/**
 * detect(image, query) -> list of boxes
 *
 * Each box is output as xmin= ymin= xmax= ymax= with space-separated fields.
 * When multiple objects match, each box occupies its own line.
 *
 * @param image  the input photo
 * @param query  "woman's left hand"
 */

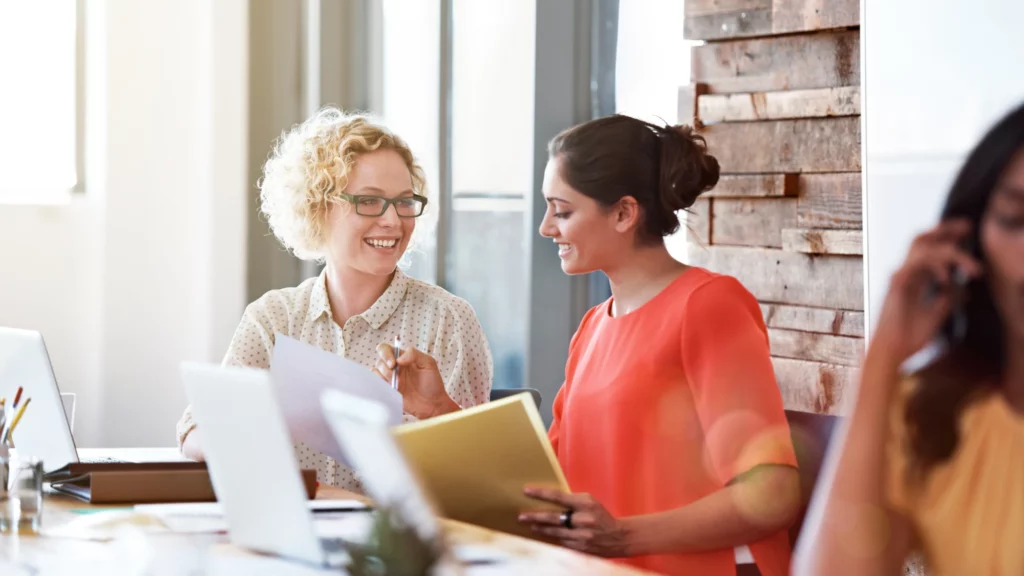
xmin=518 ymin=487 xmax=631 ymax=557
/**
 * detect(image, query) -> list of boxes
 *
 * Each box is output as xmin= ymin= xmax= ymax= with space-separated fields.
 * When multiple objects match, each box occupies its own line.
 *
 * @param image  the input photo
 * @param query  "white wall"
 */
xmin=0 ymin=203 xmax=104 ymax=443
xmin=0 ymin=0 xmax=248 ymax=447
xmin=864 ymin=0 xmax=1024 ymax=331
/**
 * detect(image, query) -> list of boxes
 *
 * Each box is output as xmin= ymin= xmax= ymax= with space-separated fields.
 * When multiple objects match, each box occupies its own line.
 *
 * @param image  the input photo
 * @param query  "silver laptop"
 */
xmin=0 ymin=327 xmax=118 ymax=473
xmin=180 ymin=362 xmax=366 ymax=568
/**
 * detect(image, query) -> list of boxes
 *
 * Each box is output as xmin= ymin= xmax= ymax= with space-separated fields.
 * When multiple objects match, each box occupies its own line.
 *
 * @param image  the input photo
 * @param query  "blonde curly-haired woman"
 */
xmin=176 ymin=108 xmax=493 ymax=490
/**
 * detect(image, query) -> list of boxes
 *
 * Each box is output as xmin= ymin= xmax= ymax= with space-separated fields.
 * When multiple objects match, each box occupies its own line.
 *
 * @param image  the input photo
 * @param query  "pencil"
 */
xmin=12 ymin=387 xmax=23 ymax=408
xmin=3 ymin=397 xmax=30 ymax=444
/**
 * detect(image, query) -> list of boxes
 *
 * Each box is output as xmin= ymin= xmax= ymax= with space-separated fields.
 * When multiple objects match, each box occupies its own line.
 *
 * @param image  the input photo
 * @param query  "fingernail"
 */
xmin=517 ymin=515 xmax=526 ymax=522
xmin=387 ymin=360 xmax=394 ymax=368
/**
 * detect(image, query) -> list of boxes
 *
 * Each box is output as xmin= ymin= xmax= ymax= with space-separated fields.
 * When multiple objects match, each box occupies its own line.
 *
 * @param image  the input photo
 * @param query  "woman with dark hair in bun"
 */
xmin=513 ymin=115 xmax=800 ymax=576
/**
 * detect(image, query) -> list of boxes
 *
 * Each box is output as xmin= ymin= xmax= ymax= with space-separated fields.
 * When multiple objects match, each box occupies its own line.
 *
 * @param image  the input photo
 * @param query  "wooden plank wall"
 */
xmin=682 ymin=0 xmax=862 ymax=417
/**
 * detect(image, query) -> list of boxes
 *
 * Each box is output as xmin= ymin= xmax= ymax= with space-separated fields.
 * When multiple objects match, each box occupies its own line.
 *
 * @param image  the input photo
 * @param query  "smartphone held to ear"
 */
xmin=904 ymin=267 xmax=971 ymax=375
xmin=943 ymin=266 xmax=970 ymax=345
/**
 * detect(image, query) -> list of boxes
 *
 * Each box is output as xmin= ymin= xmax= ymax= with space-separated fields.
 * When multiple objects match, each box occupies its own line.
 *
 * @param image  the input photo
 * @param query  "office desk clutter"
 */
xmin=0 ymin=328 xmax=647 ymax=574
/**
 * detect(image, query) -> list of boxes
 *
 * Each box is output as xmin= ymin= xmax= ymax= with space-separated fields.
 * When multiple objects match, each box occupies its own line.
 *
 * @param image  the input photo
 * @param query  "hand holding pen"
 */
xmin=372 ymin=340 xmax=461 ymax=420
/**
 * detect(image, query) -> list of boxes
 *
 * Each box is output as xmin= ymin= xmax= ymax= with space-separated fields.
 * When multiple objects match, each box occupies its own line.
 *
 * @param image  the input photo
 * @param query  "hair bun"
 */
xmin=657 ymin=124 xmax=720 ymax=212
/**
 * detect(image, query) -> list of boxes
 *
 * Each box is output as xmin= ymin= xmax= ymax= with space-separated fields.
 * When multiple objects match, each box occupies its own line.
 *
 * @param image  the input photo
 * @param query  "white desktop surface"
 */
xmin=0 ymin=448 xmax=648 ymax=576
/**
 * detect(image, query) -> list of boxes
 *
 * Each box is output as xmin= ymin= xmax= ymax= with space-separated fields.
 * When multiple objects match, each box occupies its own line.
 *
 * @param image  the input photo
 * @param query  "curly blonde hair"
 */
xmin=259 ymin=107 xmax=428 ymax=261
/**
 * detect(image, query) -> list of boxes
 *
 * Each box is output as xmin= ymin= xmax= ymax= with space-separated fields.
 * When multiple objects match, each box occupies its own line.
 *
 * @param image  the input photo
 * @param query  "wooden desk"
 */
xmin=0 ymin=448 xmax=652 ymax=575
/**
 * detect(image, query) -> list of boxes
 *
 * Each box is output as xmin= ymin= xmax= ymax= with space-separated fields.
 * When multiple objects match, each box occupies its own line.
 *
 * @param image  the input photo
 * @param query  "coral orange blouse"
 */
xmin=549 ymin=267 xmax=797 ymax=576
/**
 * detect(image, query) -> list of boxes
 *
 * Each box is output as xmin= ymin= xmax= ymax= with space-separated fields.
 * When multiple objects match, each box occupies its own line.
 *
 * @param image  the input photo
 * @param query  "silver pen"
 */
xmin=391 ymin=337 xmax=402 ymax=391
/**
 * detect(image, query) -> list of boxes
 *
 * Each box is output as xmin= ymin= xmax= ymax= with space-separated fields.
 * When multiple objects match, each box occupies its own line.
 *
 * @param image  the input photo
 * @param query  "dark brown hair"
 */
xmin=906 ymin=101 xmax=1024 ymax=477
xmin=548 ymin=114 xmax=720 ymax=243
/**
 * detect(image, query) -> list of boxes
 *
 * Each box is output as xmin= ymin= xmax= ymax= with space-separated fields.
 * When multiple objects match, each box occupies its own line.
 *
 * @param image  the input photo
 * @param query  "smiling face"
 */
xmin=324 ymin=148 xmax=417 ymax=277
xmin=980 ymin=148 xmax=1024 ymax=338
xmin=538 ymin=156 xmax=639 ymax=275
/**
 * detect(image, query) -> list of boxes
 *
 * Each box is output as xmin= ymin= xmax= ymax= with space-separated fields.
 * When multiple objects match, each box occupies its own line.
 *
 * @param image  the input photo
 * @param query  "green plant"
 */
xmin=346 ymin=506 xmax=445 ymax=576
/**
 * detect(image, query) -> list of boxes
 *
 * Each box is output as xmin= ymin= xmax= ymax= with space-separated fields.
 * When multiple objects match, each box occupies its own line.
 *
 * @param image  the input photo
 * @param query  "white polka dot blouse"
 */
xmin=175 ymin=267 xmax=494 ymax=493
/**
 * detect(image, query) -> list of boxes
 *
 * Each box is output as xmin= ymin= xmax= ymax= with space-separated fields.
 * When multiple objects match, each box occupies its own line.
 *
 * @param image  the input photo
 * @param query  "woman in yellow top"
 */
xmin=794 ymin=102 xmax=1024 ymax=575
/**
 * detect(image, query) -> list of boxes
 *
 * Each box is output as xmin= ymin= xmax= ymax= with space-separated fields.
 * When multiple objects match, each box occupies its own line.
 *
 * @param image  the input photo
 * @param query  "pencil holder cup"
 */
xmin=0 ymin=454 xmax=44 ymax=534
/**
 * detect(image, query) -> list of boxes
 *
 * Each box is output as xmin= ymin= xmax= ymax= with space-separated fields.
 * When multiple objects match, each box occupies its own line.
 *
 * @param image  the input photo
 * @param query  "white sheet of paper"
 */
xmin=270 ymin=335 xmax=403 ymax=464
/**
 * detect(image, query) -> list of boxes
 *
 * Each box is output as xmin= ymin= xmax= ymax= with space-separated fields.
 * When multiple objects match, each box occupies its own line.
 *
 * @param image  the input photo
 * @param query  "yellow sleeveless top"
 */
xmin=887 ymin=382 xmax=1024 ymax=575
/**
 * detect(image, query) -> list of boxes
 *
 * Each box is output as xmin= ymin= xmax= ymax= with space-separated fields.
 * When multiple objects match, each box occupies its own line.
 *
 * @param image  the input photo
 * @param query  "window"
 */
xmin=381 ymin=0 xmax=442 ymax=283
xmin=0 ymin=0 xmax=80 ymax=200
xmin=615 ymin=0 xmax=696 ymax=262
xmin=447 ymin=0 xmax=536 ymax=390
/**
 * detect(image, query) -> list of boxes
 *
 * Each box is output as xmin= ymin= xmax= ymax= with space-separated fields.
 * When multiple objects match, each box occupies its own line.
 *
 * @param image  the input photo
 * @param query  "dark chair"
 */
xmin=737 ymin=410 xmax=839 ymax=576
xmin=785 ymin=409 xmax=839 ymax=548
xmin=489 ymin=387 xmax=543 ymax=410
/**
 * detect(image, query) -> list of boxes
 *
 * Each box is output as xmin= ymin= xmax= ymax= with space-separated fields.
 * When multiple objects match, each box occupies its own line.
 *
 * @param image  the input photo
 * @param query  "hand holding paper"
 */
xmin=271 ymin=335 xmax=403 ymax=465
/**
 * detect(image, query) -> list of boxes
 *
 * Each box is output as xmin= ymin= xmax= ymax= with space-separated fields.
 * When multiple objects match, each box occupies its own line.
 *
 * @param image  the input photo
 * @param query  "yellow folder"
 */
xmin=392 ymin=393 xmax=569 ymax=540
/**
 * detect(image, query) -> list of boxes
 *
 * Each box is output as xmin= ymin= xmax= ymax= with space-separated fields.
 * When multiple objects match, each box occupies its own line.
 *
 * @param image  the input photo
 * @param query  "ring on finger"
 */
xmin=559 ymin=509 xmax=574 ymax=529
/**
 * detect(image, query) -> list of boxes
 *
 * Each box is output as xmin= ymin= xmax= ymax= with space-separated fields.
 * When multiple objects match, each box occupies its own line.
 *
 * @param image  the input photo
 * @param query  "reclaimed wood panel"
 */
xmin=702 ymin=117 xmax=860 ymax=173
xmin=705 ymin=174 xmax=798 ymax=198
xmin=692 ymin=30 xmax=859 ymax=94
xmin=688 ymin=245 xmax=863 ymax=309
xmin=797 ymin=173 xmax=862 ymax=229
xmin=769 ymin=328 xmax=864 ymax=366
xmin=772 ymin=0 xmax=860 ymax=35
xmin=677 ymin=83 xmax=709 ymax=127
xmin=685 ymin=8 xmax=772 ymax=41
xmin=685 ymin=0 xmax=859 ymax=40
xmin=712 ymin=198 xmax=797 ymax=248
xmin=772 ymin=357 xmax=855 ymax=415
xmin=686 ymin=0 xmax=769 ymax=16
xmin=761 ymin=303 xmax=865 ymax=337
xmin=782 ymin=228 xmax=863 ymax=255
xmin=699 ymin=86 xmax=860 ymax=123
xmin=686 ymin=198 xmax=712 ymax=245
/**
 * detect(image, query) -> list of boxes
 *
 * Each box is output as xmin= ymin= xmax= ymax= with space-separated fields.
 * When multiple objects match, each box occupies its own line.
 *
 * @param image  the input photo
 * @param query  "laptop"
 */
xmin=0 ymin=328 xmax=194 ymax=479
xmin=181 ymin=362 xmax=371 ymax=568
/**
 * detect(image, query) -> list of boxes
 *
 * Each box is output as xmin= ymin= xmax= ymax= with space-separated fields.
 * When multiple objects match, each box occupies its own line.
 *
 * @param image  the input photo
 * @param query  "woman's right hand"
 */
xmin=372 ymin=343 xmax=460 ymax=420
xmin=871 ymin=218 xmax=983 ymax=365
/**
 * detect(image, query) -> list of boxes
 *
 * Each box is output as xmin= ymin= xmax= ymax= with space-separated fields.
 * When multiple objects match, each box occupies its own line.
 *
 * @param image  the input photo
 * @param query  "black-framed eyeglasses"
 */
xmin=339 ymin=193 xmax=429 ymax=218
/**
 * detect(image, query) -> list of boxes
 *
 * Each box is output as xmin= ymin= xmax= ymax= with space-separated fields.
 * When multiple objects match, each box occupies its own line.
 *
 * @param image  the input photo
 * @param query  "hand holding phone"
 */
xmin=873 ymin=219 xmax=982 ymax=365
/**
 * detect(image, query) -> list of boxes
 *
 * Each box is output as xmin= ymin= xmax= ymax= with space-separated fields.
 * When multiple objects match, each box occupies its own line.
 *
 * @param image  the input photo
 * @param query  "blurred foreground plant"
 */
xmin=346 ymin=506 xmax=445 ymax=576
